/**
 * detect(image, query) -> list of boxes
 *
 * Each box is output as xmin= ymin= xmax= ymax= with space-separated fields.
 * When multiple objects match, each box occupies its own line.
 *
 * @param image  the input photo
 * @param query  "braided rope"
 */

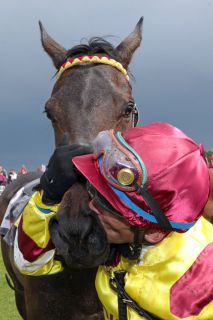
xmin=57 ymin=55 xmax=129 ymax=81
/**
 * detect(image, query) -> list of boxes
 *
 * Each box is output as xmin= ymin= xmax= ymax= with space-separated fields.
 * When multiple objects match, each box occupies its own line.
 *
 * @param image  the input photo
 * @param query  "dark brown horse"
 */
xmin=0 ymin=18 xmax=143 ymax=320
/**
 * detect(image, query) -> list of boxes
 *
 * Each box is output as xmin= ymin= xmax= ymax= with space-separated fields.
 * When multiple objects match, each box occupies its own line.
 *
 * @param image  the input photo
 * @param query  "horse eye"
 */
xmin=123 ymin=103 xmax=134 ymax=118
xmin=43 ymin=109 xmax=51 ymax=119
xmin=44 ymin=109 xmax=57 ymax=123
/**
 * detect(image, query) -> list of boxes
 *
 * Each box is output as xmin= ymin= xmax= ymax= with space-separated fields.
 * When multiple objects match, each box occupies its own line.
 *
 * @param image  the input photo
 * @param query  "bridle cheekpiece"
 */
xmin=57 ymin=55 xmax=129 ymax=81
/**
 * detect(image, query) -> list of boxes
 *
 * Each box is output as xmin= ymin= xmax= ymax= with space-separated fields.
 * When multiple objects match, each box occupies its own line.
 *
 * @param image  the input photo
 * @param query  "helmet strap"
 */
xmin=134 ymin=183 xmax=173 ymax=231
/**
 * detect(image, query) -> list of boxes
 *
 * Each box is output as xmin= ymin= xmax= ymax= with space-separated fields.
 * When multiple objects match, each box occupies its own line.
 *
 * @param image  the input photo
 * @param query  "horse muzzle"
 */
xmin=49 ymin=210 xmax=110 ymax=269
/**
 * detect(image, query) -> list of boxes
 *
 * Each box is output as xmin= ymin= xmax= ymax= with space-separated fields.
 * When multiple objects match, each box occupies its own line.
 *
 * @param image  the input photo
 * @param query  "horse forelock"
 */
xmin=65 ymin=37 xmax=122 ymax=65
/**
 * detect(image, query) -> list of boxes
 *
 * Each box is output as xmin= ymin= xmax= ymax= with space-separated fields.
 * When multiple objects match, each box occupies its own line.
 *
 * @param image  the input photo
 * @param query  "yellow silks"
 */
xmin=16 ymin=191 xmax=63 ymax=276
xmin=19 ymin=258 xmax=63 ymax=276
xmin=96 ymin=217 xmax=213 ymax=320
xmin=22 ymin=191 xmax=59 ymax=248
xmin=57 ymin=56 xmax=129 ymax=81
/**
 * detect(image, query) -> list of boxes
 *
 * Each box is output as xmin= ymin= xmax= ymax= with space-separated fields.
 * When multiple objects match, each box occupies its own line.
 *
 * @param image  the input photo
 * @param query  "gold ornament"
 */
xmin=117 ymin=168 xmax=135 ymax=186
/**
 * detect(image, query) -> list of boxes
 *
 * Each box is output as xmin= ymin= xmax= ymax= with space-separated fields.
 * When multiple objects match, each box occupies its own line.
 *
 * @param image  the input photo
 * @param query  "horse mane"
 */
xmin=66 ymin=37 xmax=121 ymax=63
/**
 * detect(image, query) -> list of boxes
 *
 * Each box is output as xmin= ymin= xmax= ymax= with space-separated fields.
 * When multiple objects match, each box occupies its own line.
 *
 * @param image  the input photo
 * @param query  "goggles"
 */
xmin=92 ymin=130 xmax=173 ymax=231
xmin=92 ymin=130 xmax=147 ymax=192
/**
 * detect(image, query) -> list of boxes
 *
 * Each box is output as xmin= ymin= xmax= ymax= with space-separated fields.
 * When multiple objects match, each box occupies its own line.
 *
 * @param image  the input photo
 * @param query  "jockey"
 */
xmin=71 ymin=122 xmax=213 ymax=320
xmin=12 ymin=123 xmax=213 ymax=319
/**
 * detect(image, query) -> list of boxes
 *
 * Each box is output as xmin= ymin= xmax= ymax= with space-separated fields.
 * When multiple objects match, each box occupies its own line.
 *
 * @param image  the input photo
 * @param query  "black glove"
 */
xmin=40 ymin=134 xmax=93 ymax=204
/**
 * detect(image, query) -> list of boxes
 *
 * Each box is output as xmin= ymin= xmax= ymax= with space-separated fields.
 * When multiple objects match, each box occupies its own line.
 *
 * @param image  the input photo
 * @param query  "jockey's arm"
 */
xmin=14 ymin=190 xmax=63 ymax=276
xmin=14 ymin=140 xmax=93 ymax=276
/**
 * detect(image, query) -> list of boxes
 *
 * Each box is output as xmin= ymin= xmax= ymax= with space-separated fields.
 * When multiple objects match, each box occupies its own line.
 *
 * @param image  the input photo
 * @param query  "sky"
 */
xmin=0 ymin=0 xmax=212 ymax=171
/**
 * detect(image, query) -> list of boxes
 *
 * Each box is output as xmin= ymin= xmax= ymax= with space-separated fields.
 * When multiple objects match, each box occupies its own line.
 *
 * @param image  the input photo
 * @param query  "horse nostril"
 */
xmin=82 ymin=207 xmax=92 ymax=217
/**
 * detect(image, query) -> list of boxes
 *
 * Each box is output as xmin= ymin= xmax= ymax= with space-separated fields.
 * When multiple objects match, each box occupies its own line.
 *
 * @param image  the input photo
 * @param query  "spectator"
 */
xmin=0 ymin=166 xmax=7 ymax=186
xmin=210 ymin=154 xmax=213 ymax=168
xmin=8 ymin=170 xmax=17 ymax=184
xmin=0 ymin=166 xmax=7 ymax=195
xmin=18 ymin=165 xmax=28 ymax=176
xmin=36 ymin=164 xmax=46 ymax=173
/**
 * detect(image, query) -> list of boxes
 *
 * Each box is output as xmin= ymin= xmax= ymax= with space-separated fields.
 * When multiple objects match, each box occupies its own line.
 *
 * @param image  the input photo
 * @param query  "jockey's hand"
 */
xmin=40 ymin=134 xmax=93 ymax=204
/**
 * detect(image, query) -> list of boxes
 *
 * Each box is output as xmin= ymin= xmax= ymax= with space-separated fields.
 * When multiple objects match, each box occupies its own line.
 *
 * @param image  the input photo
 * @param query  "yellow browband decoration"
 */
xmin=57 ymin=55 xmax=129 ymax=81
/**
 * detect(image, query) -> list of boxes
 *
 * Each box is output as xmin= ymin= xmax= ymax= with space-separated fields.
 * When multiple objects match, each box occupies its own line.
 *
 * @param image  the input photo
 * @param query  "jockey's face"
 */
xmin=89 ymin=198 xmax=169 ymax=245
xmin=89 ymin=198 xmax=134 ymax=244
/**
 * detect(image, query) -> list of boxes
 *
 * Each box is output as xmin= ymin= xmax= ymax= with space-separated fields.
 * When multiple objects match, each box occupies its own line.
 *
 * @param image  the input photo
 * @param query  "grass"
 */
xmin=0 ymin=246 xmax=22 ymax=319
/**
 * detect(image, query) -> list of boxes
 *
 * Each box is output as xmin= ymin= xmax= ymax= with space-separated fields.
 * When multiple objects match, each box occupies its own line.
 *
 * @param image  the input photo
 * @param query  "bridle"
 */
xmin=57 ymin=55 xmax=129 ymax=81
xmin=132 ymin=103 xmax=139 ymax=127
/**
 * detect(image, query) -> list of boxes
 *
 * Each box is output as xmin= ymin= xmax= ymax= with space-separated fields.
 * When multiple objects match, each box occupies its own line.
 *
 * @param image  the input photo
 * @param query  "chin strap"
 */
xmin=121 ymin=227 xmax=144 ymax=260
xmin=105 ymin=227 xmax=144 ymax=266
xmin=110 ymin=270 xmax=161 ymax=320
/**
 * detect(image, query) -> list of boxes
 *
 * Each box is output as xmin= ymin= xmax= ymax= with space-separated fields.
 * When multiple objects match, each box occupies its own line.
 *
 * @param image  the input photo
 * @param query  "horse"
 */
xmin=0 ymin=17 xmax=143 ymax=320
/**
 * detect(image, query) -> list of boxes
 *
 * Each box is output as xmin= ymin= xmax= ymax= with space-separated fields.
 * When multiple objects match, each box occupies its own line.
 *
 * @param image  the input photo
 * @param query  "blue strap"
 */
xmin=111 ymin=186 xmax=195 ymax=230
xmin=98 ymin=157 xmax=195 ymax=230
xmin=35 ymin=204 xmax=52 ymax=214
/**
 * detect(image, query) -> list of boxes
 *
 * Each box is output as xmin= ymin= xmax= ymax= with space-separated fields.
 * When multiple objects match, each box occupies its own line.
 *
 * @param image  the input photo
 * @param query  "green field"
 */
xmin=0 ymin=247 xmax=22 ymax=320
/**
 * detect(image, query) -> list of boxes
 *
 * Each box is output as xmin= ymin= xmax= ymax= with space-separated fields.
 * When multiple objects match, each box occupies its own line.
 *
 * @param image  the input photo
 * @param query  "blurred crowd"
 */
xmin=0 ymin=164 xmax=46 ymax=195
xmin=206 ymin=151 xmax=213 ymax=168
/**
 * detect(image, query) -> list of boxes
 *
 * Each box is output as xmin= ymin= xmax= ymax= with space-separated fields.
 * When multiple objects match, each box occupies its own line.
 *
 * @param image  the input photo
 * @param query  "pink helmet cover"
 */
xmin=73 ymin=123 xmax=210 ymax=231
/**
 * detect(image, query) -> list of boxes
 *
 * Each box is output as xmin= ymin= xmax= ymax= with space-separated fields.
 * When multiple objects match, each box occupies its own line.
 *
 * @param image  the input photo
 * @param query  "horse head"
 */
xmin=40 ymin=18 xmax=143 ymax=144
xmin=40 ymin=18 xmax=143 ymax=268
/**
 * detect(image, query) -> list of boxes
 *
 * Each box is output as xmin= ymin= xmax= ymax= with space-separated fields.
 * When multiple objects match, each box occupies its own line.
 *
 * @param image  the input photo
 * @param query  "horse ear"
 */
xmin=39 ymin=21 xmax=67 ymax=70
xmin=116 ymin=17 xmax=143 ymax=69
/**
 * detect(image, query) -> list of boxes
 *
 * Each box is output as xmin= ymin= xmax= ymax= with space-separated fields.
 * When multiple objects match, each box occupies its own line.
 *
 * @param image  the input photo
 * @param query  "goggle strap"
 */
xmin=134 ymin=183 xmax=173 ymax=231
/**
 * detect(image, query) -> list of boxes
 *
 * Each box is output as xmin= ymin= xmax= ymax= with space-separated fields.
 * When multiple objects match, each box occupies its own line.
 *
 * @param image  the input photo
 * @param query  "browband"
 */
xmin=57 ymin=55 xmax=129 ymax=81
